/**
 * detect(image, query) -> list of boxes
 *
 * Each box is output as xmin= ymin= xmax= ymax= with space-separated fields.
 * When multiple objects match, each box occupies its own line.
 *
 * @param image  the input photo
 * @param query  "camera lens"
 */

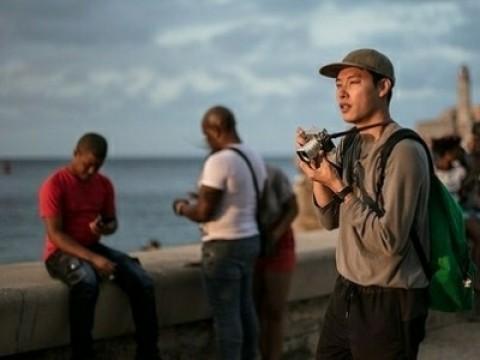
xmin=296 ymin=138 xmax=321 ymax=163
xmin=296 ymin=149 xmax=311 ymax=163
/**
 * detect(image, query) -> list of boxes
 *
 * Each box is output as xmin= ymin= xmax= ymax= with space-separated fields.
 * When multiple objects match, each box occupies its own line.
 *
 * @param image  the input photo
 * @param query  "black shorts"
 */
xmin=317 ymin=276 xmax=428 ymax=360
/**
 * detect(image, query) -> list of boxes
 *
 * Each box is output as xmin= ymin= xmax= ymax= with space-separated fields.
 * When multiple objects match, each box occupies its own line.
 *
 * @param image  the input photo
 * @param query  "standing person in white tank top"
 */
xmin=173 ymin=105 xmax=267 ymax=360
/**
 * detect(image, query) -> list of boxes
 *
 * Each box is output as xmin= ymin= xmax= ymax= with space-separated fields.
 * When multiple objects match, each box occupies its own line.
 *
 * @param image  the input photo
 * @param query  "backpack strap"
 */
xmin=339 ymin=123 xmax=392 ymax=186
xmin=376 ymin=129 xmax=434 ymax=204
xmin=377 ymin=128 xmax=433 ymax=280
xmin=227 ymin=147 xmax=261 ymax=206
xmin=228 ymin=147 xmax=272 ymax=257
xmin=340 ymin=130 xmax=360 ymax=186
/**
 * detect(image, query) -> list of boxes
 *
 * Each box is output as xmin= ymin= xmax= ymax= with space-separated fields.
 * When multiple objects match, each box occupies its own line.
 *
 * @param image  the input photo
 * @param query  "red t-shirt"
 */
xmin=39 ymin=167 xmax=116 ymax=260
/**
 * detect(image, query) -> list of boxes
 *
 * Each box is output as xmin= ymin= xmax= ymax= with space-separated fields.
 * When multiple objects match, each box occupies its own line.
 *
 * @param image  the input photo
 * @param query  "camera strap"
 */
xmin=330 ymin=121 xmax=392 ymax=139
xmin=338 ymin=121 xmax=392 ymax=187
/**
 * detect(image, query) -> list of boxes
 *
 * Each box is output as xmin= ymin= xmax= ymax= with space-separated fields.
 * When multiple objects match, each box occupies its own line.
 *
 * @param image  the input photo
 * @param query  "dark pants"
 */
xmin=202 ymin=236 xmax=260 ymax=360
xmin=317 ymin=276 xmax=428 ymax=360
xmin=45 ymin=243 xmax=159 ymax=360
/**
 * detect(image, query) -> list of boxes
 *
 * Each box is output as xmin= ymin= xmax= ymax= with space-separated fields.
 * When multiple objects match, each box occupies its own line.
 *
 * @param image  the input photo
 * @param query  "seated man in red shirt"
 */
xmin=39 ymin=133 xmax=160 ymax=360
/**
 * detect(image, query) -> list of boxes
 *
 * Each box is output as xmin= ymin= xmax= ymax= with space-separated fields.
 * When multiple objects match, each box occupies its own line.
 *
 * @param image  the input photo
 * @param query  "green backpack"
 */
xmin=343 ymin=128 xmax=476 ymax=312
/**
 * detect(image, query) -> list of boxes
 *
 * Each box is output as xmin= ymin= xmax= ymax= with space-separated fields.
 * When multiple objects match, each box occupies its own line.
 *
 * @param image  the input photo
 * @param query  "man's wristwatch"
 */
xmin=335 ymin=185 xmax=353 ymax=203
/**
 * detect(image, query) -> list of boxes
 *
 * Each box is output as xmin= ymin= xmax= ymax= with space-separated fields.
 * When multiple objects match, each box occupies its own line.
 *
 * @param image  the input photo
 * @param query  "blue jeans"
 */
xmin=45 ymin=243 xmax=159 ymax=360
xmin=202 ymin=235 xmax=260 ymax=360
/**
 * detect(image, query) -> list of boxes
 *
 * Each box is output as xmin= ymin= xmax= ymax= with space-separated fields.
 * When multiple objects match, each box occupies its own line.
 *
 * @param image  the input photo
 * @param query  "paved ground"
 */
xmin=296 ymin=230 xmax=480 ymax=360
xmin=420 ymin=319 xmax=480 ymax=359
xmin=4 ymin=229 xmax=476 ymax=359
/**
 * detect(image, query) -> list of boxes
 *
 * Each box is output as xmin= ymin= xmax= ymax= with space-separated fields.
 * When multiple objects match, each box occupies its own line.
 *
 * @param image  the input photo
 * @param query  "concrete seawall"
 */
xmin=0 ymin=231 xmax=338 ymax=359
xmin=0 ymin=231 xmax=466 ymax=359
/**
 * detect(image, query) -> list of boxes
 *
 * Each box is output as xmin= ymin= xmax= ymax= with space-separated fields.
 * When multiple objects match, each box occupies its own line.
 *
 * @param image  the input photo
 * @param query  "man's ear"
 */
xmin=377 ymin=78 xmax=392 ymax=99
xmin=211 ymin=125 xmax=222 ymax=139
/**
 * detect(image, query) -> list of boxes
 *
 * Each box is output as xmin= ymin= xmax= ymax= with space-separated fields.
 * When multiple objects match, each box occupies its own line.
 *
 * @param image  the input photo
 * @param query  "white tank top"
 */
xmin=199 ymin=143 xmax=267 ymax=241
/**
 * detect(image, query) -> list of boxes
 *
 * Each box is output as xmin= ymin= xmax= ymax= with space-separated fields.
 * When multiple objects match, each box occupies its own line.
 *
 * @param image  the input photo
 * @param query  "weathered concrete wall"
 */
xmin=0 ymin=231 xmax=337 ymax=359
xmin=0 ymin=230 xmax=464 ymax=359
xmin=3 ymin=296 xmax=332 ymax=360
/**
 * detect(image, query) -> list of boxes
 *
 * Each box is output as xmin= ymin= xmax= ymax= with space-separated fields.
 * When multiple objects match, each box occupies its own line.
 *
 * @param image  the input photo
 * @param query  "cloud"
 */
xmin=154 ymin=14 xmax=290 ymax=48
xmin=155 ymin=22 xmax=241 ymax=47
xmin=224 ymin=66 xmax=310 ymax=96
xmin=308 ymin=2 xmax=464 ymax=48
xmin=124 ymin=68 xmax=156 ymax=96
xmin=0 ymin=60 xmax=227 ymax=107
xmin=89 ymin=68 xmax=157 ymax=97
xmin=0 ymin=60 xmax=309 ymax=108
xmin=0 ymin=61 xmax=88 ymax=99
xmin=396 ymin=87 xmax=442 ymax=101
xmin=206 ymin=0 xmax=234 ymax=4
xmin=1 ymin=0 xmax=479 ymax=157
xmin=399 ymin=45 xmax=474 ymax=65
xmin=0 ymin=1 xmax=163 ymax=47
xmin=88 ymin=70 xmax=124 ymax=88
xmin=148 ymin=71 xmax=226 ymax=105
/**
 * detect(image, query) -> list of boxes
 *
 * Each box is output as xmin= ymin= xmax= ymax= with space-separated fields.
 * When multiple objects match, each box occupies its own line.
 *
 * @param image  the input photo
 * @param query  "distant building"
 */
xmin=416 ymin=65 xmax=480 ymax=143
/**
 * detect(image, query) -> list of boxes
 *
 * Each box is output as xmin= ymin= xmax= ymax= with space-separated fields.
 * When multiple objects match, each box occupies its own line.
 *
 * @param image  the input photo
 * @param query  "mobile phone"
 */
xmin=100 ymin=215 xmax=115 ymax=224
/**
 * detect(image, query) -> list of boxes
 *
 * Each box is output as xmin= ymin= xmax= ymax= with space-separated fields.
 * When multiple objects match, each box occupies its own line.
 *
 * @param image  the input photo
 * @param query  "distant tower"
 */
xmin=457 ymin=65 xmax=474 ymax=139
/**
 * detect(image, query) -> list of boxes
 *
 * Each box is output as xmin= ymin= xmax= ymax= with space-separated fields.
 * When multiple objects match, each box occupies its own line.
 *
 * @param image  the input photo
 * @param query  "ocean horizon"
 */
xmin=0 ymin=156 xmax=299 ymax=265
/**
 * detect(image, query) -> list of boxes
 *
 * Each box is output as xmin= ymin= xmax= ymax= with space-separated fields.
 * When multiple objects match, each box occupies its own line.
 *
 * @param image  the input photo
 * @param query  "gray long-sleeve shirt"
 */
xmin=317 ymin=122 xmax=430 ymax=288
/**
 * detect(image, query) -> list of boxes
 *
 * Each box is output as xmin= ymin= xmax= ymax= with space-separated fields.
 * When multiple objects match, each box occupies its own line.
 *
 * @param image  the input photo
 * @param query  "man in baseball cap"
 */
xmin=319 ymin=48 xmax=395 ymax=85
xmin=295 ymin=49 xmax=430 ymax=359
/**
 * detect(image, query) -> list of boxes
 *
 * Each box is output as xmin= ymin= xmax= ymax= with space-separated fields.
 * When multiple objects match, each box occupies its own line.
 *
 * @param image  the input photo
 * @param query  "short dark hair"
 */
xmin=203 ymin=105 xmax=236 ymax=132
xmin=76 ymin=133 xmax=108 ymax=159
xmin=370 ymin=71 xmax=393 ymax=105
xmin=431 ymin=135 xmax=462 ymax=157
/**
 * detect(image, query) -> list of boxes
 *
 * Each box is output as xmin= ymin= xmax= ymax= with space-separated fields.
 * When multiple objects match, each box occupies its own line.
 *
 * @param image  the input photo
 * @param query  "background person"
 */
xmin=39 ymin=133 xmax=160 ymax=360
xmin=254 ymin=164 xmax=298 ymax=360
xmin=460 ymin=123 xmax=480 ymax=309
xmin=431 ymin=135 xmax=467 ymax=201
xmin=173 ymin=105 xmax=267 ymax=360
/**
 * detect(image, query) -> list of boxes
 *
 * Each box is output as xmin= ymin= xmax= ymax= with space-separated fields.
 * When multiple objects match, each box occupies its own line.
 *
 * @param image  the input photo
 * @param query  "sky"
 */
xmin=1 ymin=0 xmax=480 ymax=158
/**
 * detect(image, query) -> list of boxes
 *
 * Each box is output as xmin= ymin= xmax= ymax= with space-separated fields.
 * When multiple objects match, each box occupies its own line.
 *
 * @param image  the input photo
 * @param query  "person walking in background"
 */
xmin=431 ymin=135 xmax=467 ymax=201
xmin=172 ymin=105 xmax=267 ymax=360
xmin=296 ymin=49 xmax=430 ymax=359
xmin=254 ymin=165 xmax=298 ymax=360
xmin=460 ymin=123 xmax=480 ymax=214
xmin=460 ymin=123 xmax=480 ymax=312
xmin=39 ymin=133 xmax=160 ymax=360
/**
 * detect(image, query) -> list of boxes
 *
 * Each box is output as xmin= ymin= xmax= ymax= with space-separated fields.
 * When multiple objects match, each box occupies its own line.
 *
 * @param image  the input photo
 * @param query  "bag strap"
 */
xmin=377 ymin=129 xmax=434 ymax=204
xmin=338 ymin=122 xmax=392 ymax=185
xmin=227 ymin=147 xmax=261 ymax=212
xmin=378 ymin=129 xmax=433 ymax=279
xmin=376 ymin=129 xmax=433 ymax=280
xmin=340 ymin=131 xmax=360 ymax=186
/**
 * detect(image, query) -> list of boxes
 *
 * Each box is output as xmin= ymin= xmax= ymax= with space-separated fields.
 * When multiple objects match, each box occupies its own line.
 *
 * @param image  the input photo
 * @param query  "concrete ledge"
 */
xmin=0 ymin=230 xmax=338 ymax=357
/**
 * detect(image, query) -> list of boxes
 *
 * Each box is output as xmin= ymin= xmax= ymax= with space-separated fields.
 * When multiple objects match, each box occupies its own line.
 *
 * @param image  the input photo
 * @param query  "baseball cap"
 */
xmin=319 ymin=48 xmax=395 ymax=85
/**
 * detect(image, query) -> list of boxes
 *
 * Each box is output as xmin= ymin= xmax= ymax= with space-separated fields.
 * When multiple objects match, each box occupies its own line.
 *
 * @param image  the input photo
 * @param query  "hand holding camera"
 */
xmin=295 ymin=122 xmax=387 ymax=190
xmin=296 ymin=127 xmax=336 ymax=166
xmin=295 ymin=127 xmax=343 ymax=190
